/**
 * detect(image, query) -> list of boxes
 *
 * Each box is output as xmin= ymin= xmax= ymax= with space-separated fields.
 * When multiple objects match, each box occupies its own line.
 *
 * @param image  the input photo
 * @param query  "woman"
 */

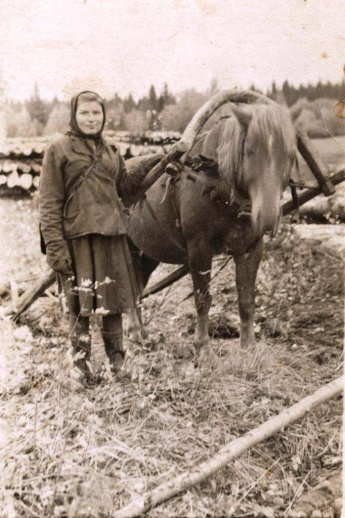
xmin=39 ymin=90 xmax=150 ymax=385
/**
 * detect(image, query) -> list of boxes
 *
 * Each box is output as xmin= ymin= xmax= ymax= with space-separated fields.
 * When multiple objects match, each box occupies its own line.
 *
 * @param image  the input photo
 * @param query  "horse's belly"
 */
xmin=127 ymin=197 xmax=188 ymax=265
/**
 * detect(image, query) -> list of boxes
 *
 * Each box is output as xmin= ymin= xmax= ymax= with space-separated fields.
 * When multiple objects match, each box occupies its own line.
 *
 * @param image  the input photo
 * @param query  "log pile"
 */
xmin=0 ymin=129 xmax=343 ymax=222
xmin=0 ymin=132 xmax=181 ymax=195
xmin=0 ymin=160 xmax=42 ymax=191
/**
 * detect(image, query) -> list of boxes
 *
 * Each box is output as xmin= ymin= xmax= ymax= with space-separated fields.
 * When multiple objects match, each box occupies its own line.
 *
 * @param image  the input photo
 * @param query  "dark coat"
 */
xmin=39 ymin=135 xmax=147 ymax=246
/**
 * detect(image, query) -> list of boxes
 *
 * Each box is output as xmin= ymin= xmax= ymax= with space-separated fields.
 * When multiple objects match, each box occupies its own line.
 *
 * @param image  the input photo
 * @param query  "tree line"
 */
xmin=2 ymin=79 xmax=344 ymax=138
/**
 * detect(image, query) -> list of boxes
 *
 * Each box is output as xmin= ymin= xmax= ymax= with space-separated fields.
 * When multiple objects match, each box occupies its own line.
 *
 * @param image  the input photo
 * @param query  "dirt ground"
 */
xmin=0 ymin=195 xmax=343 ymax=518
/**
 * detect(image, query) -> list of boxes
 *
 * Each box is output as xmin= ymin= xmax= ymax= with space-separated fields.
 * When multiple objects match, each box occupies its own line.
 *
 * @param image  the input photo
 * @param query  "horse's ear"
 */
xmin=229 ymin=103 xmax=253 ymax=128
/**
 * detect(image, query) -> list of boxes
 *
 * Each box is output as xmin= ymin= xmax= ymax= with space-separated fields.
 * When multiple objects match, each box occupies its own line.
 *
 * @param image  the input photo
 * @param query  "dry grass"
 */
xmin=0 ymin=217 xmax=343 ymax=517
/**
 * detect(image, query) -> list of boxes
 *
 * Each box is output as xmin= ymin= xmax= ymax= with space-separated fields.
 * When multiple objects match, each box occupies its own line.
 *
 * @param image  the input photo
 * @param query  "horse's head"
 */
xmin=217 ymin=103 xmax=297 ymax=237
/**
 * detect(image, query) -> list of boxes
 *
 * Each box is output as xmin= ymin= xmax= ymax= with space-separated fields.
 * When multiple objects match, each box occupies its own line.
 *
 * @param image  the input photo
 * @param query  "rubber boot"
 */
xmin=102 ymin=331 xmax=125 ymax=374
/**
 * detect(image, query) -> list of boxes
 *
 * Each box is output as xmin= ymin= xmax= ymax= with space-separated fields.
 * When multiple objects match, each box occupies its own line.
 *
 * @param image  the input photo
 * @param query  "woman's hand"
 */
xmin=46 ymin=240 xmax=73 ymax=275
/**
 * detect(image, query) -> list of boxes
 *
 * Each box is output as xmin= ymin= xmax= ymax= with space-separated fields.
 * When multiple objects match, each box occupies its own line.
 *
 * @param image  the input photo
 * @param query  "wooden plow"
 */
xmin=4 ymin=90 xmax=345 ymax=320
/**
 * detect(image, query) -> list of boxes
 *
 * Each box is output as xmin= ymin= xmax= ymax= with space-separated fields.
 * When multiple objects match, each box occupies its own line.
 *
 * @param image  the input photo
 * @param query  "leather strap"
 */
xmin=63 ymin=160 xmax=96 ymax=218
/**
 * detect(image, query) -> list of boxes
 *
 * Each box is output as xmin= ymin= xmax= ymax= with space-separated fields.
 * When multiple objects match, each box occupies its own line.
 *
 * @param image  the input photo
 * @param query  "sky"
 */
xmin=0 ymin=0 xmax=344 ymax=102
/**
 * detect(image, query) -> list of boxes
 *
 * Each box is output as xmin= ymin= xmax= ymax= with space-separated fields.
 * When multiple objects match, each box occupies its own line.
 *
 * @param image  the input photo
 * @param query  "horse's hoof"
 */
xmin=194 ymin=344 xmax=218 ymax=370
xmin=193 ymin=335 xmax=209 ymax=351
xmin=240 ymin=339 xmax=255 ymax=349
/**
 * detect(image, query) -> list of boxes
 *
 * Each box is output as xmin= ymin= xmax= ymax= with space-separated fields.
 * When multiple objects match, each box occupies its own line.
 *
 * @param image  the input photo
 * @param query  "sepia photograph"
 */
xmin=0 ymin=1 xmax=344 ymax=516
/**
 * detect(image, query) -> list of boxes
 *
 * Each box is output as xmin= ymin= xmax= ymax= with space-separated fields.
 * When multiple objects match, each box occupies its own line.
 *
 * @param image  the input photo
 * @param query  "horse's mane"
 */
xmin=214 ymin=104 xmax=297 ymax=200
xmin=216 ymin=116 xmax=246 ymax=199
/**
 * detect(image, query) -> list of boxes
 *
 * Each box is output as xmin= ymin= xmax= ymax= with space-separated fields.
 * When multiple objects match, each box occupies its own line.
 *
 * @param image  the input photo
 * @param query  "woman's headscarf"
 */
xmin=67 ymin=90 xmax=106 ymax=141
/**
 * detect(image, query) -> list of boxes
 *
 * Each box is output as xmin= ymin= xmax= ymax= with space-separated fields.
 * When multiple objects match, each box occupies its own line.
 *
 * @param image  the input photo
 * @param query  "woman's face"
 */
xmin=75 ymin=100 xmax=104 ymax=135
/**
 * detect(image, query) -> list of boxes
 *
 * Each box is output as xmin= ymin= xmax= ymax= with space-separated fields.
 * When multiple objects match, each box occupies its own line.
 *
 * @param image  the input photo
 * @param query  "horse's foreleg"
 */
xmin=188 ymin=238 xmax=213 ymax=348
xmin=234 ymin=239 xmax=263 ymax=348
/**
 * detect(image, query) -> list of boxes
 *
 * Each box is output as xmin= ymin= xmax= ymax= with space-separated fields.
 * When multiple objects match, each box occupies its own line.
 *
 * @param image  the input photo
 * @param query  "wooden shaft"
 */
xmin=139 ymin=142 xmax=188 ymax=193
xmin=142 ymin=265 xmax=189 ymax=299
xmin=282 ymin=168 xmax=345 ymax=215
xmin=295 ymin=126 xmax=336 ymax=196
xmin=181 ymin=89 xmax=273 ymax=157
xmin=5 ymin=270 xmax=56 ymax=320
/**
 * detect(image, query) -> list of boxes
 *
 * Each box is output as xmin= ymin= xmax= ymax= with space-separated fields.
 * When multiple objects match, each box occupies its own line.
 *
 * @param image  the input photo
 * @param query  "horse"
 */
xmin=126 ymin=101 xmax=297 ymax=351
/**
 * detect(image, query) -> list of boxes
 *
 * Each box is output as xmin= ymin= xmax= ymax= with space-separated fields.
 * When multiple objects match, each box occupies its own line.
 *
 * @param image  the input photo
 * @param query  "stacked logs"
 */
xmin=0 ymin=160 xmax=42 ymax=191
xmin=0 ymin=132 xmax=181 ymax=195
xmin=0 ymin=141 xmax=46 ymax=193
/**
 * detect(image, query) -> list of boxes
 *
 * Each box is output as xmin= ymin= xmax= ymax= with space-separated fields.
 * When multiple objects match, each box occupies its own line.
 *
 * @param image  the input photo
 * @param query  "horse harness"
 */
xmin=133 ymin=148 xmax=302 ymax=255
xmin=128 ymin=156 xmax=222 ymax=256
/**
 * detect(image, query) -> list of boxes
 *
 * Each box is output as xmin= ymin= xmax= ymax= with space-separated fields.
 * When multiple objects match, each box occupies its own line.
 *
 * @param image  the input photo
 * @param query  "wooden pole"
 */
xmin=5 ymin=270 xmax=56 ymax=320
xmin=113 ymin=376 xmax=343 ymax=518
xmin=295 ymin=126 xmax=336 ymax=196
xmin=142 ymin=265 xmax=189 ymax=299
xmin=282 ymin=168 xmax=345 ymax=216
xmin=139 ymin=142 xmax=188 ymax=193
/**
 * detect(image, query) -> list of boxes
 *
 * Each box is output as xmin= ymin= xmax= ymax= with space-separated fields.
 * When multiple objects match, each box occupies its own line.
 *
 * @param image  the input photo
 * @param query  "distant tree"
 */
xmin=0 ymin=108 xmax=6 ymax=141
xmin=157 ymin=83 xmax=176 ymax=112
xmin=163 ymin=82 xmax=176 ymax=104
xmin=291 ymin=97 xmax=345 ymax=137
xmin=149 ymin=85 xmax=158 ymax=112
xmin=26 ymin=83 xmax=49 ymax=130
xmin=269 ymin=78 xmax=345 ymax=110
xmin=1 ymin=104 xmax=17 ymax=139
xmin=137 ymin=95 xmax=150 ymax=112
xmin=282 ymin=80 xmax=293 ymax=106
xmin=123 ymin=94 xmax=136 ymax=113
xmin=32 ymin=118 xmax=44 ymax=136
xmin=107 ymin=93 xmax=123 ymax=111
xmin=160 ymin=89 xmax=209 ymax=132
xmin=249 ymin=84 xmax=261 ymax=93
xmin=270 ymin=87 xmax=287 ymax=106
xmin=106 ymin=106 xmax=126 ymax=131
xmin=48 ymin=95 xmax=60 ymax=114
xmin=6 ymin=106 xmax=37 ymax=137
xmin=159 ymin=104 xmax=180 ymax=132
xmin=124 ymin=109 xmax=150 ymax=133
xmin=44 ymin=103 xmax=70 ymax=135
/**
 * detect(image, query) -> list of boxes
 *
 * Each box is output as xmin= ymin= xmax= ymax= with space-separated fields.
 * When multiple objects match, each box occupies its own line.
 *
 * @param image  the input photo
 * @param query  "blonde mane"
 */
xmin=212 ymin=104 xmax=297 ymax=200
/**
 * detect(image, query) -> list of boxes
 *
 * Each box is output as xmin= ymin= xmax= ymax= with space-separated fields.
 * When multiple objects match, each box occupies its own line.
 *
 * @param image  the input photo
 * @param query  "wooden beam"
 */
xmin=295 ymin=126 xmax=336 ymax=196
xmin=142 ymin=265 xmax=189 ymax=299
xmin=282 ymin=168 xmax=345 ymax=216
xmin=5 ymin=270 xmax=56 ymax=320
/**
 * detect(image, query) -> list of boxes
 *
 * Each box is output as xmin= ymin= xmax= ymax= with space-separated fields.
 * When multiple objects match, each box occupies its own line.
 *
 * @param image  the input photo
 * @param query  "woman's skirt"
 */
xmin=61 ymin=234 xmax=139 ymax=317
